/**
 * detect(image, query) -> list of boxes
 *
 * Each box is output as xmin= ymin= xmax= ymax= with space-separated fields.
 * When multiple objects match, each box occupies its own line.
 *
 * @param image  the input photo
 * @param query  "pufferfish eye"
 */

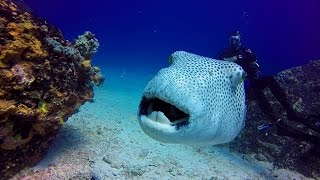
xmin=168 ymin=54 xmax=174 ymax=64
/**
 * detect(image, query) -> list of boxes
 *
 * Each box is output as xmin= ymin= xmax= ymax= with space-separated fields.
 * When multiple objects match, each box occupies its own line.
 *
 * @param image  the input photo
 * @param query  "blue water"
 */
xmin=19 ymin=1 xmax=320 ymax=178
xmin=25 ymin=0 xmax=320 ymax=76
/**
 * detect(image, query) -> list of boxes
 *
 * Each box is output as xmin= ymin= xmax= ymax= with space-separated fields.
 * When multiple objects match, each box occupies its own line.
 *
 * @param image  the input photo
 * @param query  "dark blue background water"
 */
xmin=25 ymin=0 xmax=320 ymax=76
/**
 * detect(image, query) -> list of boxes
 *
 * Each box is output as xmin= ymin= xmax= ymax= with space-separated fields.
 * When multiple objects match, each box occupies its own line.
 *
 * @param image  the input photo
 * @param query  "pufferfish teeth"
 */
xmin=147 ymin=111 xmax=157 ymax=122
xmin=147 ymin=111 xmax=172 ymax=125
xmin=157 ymin=111 xmax=172 ymax=124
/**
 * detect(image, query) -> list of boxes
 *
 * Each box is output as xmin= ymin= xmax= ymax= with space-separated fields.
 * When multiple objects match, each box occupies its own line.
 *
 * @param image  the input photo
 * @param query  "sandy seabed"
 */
xmin=15 ymin=69 xmax=310 ymax=180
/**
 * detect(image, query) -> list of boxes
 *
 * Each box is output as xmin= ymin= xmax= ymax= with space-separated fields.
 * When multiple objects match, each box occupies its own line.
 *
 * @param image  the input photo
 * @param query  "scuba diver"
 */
xmin=217 ymin=31 xmax=260 ymax=88
xmin=214 ymin=32 xmax=283 ymax=128
xmin=216 ymin=31 xmax=320 ymax=148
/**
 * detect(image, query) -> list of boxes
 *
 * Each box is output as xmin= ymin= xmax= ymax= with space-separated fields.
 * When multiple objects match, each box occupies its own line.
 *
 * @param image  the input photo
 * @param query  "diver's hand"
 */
xmin=223 ymin=56 xmax=238 ymax=62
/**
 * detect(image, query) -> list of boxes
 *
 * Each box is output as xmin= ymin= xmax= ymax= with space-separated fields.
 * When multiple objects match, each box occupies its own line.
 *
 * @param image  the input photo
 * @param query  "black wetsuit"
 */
xmin=218 ymin=47 xmax=260 ymax=83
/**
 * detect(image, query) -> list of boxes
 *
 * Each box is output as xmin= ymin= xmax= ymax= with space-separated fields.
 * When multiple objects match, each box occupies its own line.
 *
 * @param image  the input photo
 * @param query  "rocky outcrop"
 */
xmin=0 ymin=0 xmax=104 ymax=179
xmin=229 ymin=60 xmax=320 ymax=178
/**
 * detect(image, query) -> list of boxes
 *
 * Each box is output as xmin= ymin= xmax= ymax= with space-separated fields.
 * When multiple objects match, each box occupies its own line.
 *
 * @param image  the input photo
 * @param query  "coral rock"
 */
xmin=0 ymin=0 xmax=104 ymax=178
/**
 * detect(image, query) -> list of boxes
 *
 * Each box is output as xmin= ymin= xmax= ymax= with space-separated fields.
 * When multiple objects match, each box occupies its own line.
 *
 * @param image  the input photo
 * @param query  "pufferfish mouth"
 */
xmin=138 ymin=97 xmax=190 ymax=128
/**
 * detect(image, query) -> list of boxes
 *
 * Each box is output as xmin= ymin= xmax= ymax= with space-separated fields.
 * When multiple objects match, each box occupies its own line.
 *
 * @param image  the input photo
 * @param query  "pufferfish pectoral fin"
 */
xmin=230 ymin=69 xmax=246 ymax=88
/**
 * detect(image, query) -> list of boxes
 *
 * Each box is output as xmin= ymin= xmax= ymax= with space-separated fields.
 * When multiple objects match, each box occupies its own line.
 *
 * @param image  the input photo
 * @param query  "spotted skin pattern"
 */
xmin=138 ymin=51 xmax=246 ymax=145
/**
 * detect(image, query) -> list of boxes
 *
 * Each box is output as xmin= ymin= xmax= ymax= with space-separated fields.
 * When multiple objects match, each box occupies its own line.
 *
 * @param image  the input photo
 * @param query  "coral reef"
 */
xmin=229 ymin=60 xmax=320 ymax=178
xmin=74 ymin=31 xmax=99 ymax=60
xmin=0 ymin=0 xmax=104 ymax=178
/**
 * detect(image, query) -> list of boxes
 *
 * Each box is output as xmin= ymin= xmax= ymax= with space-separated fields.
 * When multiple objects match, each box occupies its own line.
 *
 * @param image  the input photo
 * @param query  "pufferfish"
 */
xmin=137 ymin=51 xmax=246 ymax=145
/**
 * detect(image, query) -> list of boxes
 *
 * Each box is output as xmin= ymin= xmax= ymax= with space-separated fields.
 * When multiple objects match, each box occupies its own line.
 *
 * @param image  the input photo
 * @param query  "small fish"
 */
xmin=257 ymin=123 xmax=273 ymax=131
xmin=257 ymin=119 xmax=282 ymax=131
